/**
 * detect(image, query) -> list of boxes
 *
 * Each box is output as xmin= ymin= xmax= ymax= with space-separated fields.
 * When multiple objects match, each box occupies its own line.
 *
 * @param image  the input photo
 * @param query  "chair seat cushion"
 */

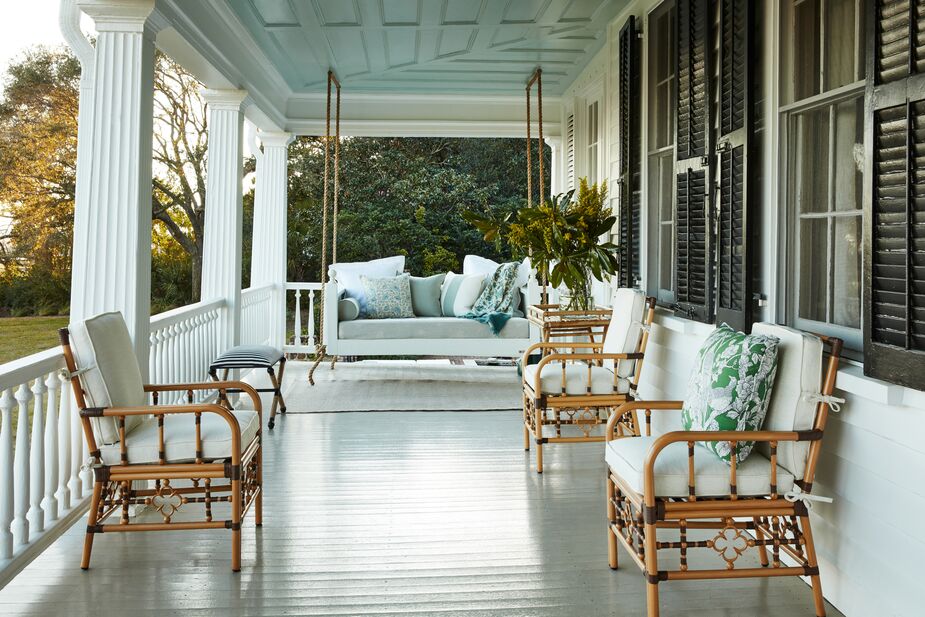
xmin=99 ymin=410 xmax=259 ymax=465
xmin=210 ymin=345 xmax=284 ymax=369
xmin=338 ymin=317 xmax=530 ymax=340
xmin=524 ymin=363 xmax=629 ymax=396
xmin=605 ymin=436 xmax=795 ymax=498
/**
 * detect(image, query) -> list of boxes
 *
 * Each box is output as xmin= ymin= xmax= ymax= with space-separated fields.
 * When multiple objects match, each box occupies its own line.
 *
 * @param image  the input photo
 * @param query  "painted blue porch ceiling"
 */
xmin=226 ymin=0 xmax=628 ymax=95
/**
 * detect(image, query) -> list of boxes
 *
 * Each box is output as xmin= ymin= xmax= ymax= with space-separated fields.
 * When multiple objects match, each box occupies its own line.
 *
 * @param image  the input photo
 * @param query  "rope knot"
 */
xmin=784 ymin=486 xmax=833 ymax=510
xmin=802 ymin=392 xmax=845 ymax=413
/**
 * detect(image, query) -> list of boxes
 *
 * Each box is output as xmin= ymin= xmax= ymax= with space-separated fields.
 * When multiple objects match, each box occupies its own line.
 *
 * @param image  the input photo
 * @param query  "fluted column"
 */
xmin=61 ymin=0 xmax=95 ymax=323
xmin=74 ymin=0 xmax=157 ymax=377
xmin=200 ymin=89 xmax=247 ymax=353
xmin=251 ymin=131 xmax=293 ymax=349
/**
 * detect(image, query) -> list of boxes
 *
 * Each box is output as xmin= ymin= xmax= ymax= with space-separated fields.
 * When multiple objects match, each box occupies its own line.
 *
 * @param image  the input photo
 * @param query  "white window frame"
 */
xmin=642 ymin=0 xmax=677 ymax=305
xmin=777 ymin=0 xmax=866 ymax=350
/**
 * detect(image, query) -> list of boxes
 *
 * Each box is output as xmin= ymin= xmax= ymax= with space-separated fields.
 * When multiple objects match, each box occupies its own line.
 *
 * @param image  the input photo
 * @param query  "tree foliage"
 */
xmin=0 ymin=45 xmax=550 ymax=316
xmin=286 ymin=136 xmax=549 ymax=282
xmin=0 ymin=47 xmax=79 ymax=314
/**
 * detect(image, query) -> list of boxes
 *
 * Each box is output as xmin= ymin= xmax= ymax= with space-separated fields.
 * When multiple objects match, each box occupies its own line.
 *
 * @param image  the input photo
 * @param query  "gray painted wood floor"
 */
xmin=0 ymin=409 xmax=843 ymax=616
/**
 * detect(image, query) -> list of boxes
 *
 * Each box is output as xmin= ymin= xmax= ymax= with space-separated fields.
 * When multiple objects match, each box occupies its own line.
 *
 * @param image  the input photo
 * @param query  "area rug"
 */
xmin=276 ymin=360 xmax=523 ymax=413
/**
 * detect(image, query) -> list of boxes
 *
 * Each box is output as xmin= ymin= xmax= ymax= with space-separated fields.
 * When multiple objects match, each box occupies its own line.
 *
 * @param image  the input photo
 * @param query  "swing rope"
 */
xmin=526 ymin=67 xmax=547 ymax=302
xmin=309 ymin=70 xmax=341 ymax=386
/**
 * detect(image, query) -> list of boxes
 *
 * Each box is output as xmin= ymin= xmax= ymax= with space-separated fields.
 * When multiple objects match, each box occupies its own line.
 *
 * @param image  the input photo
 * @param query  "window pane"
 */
xmin=660 ymin=223 xmax=673 ymax=290
xmin=791 ymin=108 xmax=830 ymax=213
xmin=832 ymin=215 xmax=861 ymax=327
xmin=799 ymin=217 xmax=828 ymax=322
xmin=833 ymin=96 xmax=863 ymax=211
xmin=823 ymin=0 xmax=857 ymax=90
xmin=793 ymin=0 xmax=821 ymax=100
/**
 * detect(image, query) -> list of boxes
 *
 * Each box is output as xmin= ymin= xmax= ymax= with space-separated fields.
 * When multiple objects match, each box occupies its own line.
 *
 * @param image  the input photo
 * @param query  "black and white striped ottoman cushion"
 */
xmin=210 ymin=345 xmax=284 ymax=370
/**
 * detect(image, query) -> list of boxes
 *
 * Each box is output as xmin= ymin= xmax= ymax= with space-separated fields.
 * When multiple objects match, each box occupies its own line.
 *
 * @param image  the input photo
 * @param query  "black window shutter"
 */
xmin=674 ymin=0 xmax=713 ymax=322
xmin=714 ymin=0 xmax=755 ymax=331
xmin=618 ymin=16 xmax=641 ymax=289
xmin=864 ymin=0 xmax=925 ymax=389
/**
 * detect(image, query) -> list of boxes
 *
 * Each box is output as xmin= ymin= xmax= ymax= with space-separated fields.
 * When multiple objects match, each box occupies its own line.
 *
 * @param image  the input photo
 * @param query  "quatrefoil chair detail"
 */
xmin=604 ymin=324 xmax=843 ymax=617
xmin=522 ymin=288 xmax=656 ymax=473
xmin=59 ymin=312 xmax=264 ymax=572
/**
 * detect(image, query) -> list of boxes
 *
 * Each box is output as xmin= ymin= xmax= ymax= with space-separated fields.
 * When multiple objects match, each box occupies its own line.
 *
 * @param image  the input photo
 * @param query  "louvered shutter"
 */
xmin=673 ymin=0 xmax=713 ymax=322
xmin=566 ymin=114 xmax=576 ymax=190
xmin=618 ymin=16 xmax=641 ymax=289
xmin=864 ymin=0 xmax=925 ymax=388
xmin=714 ymin=0 xmax=754 ymax=331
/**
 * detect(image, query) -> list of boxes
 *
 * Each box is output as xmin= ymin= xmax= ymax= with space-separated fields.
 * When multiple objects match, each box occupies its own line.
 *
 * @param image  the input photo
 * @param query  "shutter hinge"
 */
xmin=753 ymin=293 xmax=768 ymax=308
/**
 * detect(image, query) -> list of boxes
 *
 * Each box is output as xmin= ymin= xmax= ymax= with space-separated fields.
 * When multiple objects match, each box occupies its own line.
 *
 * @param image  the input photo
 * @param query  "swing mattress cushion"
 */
xmin=338 ymin=316 xmax=530 ymax=340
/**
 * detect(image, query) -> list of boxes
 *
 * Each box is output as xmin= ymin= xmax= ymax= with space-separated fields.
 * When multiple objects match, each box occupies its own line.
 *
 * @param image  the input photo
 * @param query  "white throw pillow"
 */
xmin=441 ymin=272 xmax=485 ymax=316
xmin=329 ymin=256 xmax=405 ymax=314
xmin=463 ymin=254 xmax=530 ymax=288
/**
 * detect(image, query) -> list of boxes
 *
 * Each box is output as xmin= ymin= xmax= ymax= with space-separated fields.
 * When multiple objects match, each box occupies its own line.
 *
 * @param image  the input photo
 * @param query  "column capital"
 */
xmin=77 ymin=0 xmax=155 ymax=33
xmin=201 ymin=89 xmax=248 ymax=112
xmin=258 ymin=131 xmax=295 ymax=149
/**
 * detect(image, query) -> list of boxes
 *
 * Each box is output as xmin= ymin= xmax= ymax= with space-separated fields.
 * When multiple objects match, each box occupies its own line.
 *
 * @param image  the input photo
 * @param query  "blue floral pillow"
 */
xmin=360 ymin=273 xmax=414 ymax=319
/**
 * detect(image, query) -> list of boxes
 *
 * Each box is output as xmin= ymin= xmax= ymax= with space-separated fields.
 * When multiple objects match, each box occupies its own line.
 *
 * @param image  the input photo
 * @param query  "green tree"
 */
xmin=0 ymin=47 xmax=218 ymax=314
xmin=0 ymin=47 xmax=79 ymax=314
xmin=287 ymin=136 xmax=549 ymax=283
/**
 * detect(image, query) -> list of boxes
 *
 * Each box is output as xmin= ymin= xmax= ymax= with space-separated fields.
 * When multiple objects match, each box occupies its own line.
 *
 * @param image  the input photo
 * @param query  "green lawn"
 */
xmin=0 ymin=316 xmax=69 ymax=365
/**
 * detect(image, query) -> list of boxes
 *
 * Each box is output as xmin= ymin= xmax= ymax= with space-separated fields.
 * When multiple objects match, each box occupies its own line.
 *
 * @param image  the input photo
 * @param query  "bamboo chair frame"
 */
xmin=603 ymin=333 xmax=843 ymax=617
xmin=59 ymin=328 xmax=264 ymax=572
xmin=522 ymin=298 xmax=656 ymax=473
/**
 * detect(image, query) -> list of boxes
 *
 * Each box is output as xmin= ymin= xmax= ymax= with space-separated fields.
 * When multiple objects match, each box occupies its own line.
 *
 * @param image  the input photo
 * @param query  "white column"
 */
xmin=60 ymin=0 xmax=95 ymax=323
xmin=251 ymin=131 xmax=293 ymax=349
xmin=73 ymin=0 xmax=157 ymax=377
xmin=200 ymin=89 xmax=247 ymax=353
xmin=545 ymin=137 xmax=562 ymax=198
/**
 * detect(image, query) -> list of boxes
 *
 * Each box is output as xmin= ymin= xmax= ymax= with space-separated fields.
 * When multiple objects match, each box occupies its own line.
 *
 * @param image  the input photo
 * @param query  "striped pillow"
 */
xmin=440 ymin=272 xmax=484 ymax=317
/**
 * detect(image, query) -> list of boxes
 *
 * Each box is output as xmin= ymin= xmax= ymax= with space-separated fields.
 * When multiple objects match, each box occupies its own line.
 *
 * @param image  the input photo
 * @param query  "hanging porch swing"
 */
xmin=305 ymin=68 xmax=541 ymax=386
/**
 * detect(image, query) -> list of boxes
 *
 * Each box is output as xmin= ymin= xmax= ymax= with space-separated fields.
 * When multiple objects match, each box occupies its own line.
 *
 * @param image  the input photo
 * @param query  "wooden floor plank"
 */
xmin=0 ymin=409 xmax=843 ymax=616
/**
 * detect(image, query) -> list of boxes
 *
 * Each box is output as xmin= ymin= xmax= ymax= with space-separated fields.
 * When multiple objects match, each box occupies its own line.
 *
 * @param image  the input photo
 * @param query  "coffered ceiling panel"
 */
xmin=226 ymin=0 xmax=629 ymax=95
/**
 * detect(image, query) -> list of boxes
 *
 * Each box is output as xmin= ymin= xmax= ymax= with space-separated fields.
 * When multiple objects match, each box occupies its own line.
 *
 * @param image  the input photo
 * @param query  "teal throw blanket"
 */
xmin=463 ymin=262 xmax=520 ymax=336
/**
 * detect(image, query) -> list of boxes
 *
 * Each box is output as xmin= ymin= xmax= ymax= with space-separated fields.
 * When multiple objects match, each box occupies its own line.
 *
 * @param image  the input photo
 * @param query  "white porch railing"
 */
xmin=0 ymin=348 xmax=92 ymax=589
xmin=0 ymin=290 xmax=293 ymax=587
xmin=285 ymin=282 xmax=322 ymax=354
xmin=148 ymin=297 xmax=224 ymax=401
xmin=241 ymin=283 xmax=275 ymax=347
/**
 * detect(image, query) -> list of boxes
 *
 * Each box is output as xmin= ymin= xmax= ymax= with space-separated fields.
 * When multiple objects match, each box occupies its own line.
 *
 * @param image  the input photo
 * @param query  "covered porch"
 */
xmin=0 ymin=1 xmax=919 ymax=616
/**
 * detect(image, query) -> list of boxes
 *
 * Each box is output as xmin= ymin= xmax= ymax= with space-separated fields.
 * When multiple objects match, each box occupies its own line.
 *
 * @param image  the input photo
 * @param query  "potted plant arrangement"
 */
xmin=464 ymin=178 xmax=619 ymax=311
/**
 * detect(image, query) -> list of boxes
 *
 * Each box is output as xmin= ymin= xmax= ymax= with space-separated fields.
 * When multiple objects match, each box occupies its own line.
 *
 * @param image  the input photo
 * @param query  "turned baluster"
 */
xmin=0 ymin=388 xmax=15 ymax=558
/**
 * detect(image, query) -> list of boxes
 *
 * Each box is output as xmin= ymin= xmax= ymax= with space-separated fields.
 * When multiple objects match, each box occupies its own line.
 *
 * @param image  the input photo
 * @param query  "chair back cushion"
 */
xmin=681 ymin=324 xmax=780 ymax=464
xmin=68 ymin=312 xmax=146 ymax=445
xmin=751 ymin=322 xmax=824 ymax=480
xmin=602 ymin=288 xmax=647 ymax=379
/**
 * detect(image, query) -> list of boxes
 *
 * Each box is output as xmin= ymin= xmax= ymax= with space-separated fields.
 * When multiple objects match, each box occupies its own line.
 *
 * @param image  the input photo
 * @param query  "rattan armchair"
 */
xmin=59 ymin=312 xmax=263 ymax=572
xmin=522 ymin=288 xmax=656 ymax=473
xmin=604 ymin=323 xmax=843 ymax=617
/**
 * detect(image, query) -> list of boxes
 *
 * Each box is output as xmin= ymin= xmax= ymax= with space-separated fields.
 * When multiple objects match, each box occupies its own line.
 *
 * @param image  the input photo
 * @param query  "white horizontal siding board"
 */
xmin=822 ymin=414 xmax=925 ymax=499
xmin=831 ymin=391 xmax=925 ymax=455
xmin=808 ymin=481 xmax=922 ymax=617
xmin=814 ymin=451 xmax=925 ymax=545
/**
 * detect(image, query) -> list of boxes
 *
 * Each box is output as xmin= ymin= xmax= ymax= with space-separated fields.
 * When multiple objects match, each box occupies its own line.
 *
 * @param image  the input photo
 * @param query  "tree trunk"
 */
xmin=191 ymin=248 xmax=202 ymax=302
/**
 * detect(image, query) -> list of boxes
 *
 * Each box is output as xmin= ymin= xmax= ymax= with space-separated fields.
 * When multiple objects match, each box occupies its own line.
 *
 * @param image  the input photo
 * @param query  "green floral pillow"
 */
xmin=681 ymin=324 xmax=780 ymax=464
xmin=360 ymin=273 xmax=414 ymax=319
